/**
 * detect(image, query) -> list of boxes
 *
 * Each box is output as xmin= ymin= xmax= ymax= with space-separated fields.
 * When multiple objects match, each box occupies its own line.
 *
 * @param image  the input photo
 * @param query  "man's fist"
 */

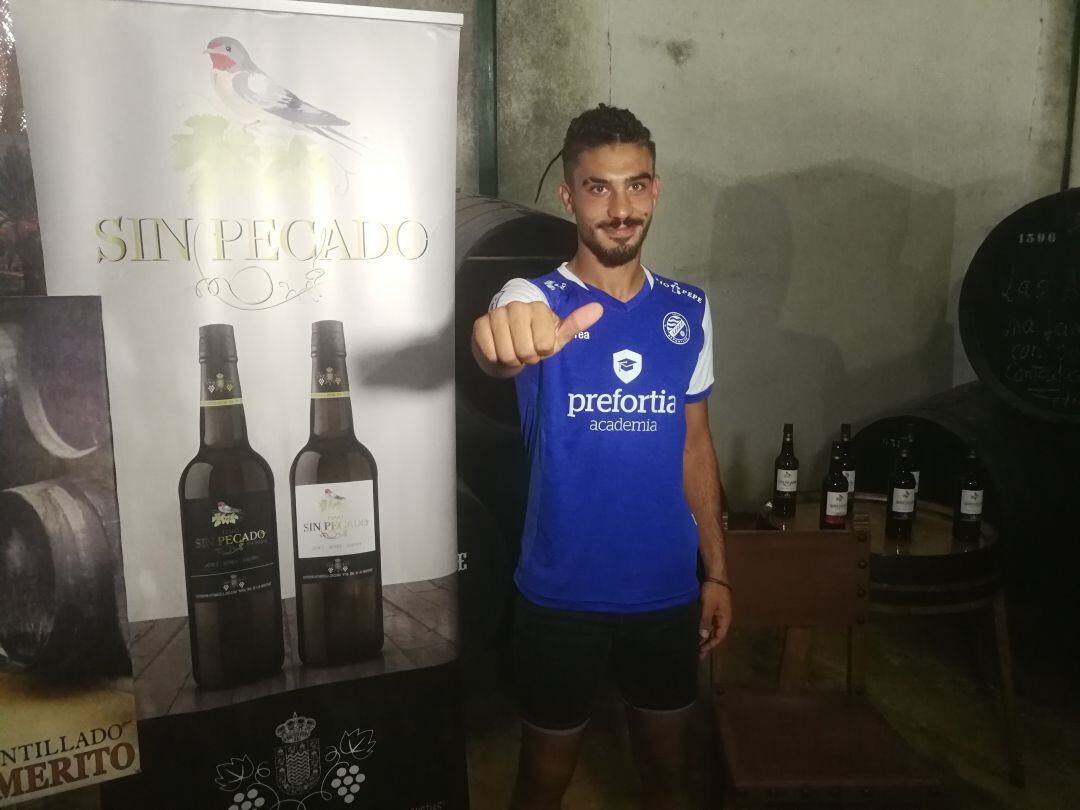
xmin=472 ymin=300 xmax=604 ymax=378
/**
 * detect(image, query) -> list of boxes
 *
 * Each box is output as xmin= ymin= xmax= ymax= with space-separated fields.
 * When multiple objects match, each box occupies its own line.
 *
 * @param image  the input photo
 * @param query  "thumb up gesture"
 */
xmin=472 ymin=300 xmax=604 ymax=379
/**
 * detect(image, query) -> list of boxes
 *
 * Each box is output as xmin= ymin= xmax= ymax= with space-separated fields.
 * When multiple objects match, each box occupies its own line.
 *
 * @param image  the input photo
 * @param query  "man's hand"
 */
xmin=472 ymin=300 xmax=603 ymax=378
xmin=698 ymin=582 xmax=732 ymax=659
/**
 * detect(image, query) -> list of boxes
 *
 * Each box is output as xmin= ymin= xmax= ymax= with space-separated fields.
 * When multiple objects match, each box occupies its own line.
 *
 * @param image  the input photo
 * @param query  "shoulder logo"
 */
xmin=544 ymin=279 xmax=567 ymax=291
xmin=663 ymin=312 xmax=690 ymax=345
xmin=612 ymin=349 xmax=643 ymax=384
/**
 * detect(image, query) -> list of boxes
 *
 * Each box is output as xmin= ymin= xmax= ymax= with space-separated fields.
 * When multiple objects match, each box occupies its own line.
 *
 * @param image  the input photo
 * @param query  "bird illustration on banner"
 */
xmin=204 ymin=36 xmax=371 ymax=156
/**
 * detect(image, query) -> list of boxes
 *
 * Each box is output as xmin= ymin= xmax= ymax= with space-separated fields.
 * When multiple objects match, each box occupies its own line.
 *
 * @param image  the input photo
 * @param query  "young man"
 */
xmin=471 ymin=104 xmax=730 ymax=810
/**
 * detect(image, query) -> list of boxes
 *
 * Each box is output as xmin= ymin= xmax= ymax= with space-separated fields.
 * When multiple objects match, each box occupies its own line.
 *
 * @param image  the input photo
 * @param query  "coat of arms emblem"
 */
xmin=274 ymin=713 xmax=321 ymax=796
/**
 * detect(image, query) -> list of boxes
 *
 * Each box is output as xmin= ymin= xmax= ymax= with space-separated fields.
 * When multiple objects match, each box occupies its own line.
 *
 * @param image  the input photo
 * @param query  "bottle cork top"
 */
xmin=311 ymin=320 xmax=346 ymax=356
xmin=199 ymin=323 xmax=237 ymax=361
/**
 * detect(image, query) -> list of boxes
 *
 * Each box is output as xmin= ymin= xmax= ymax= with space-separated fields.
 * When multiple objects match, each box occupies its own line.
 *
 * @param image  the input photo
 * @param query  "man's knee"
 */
xmin=511 ymin=725 xmax=583 ymax=808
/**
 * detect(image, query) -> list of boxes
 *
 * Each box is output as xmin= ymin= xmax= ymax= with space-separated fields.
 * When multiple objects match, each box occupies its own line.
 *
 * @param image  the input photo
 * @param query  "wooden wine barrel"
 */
xmin=454 ymin=195 xmax=577 ymax=560
xmin=0 ymin=478 xmax=129 ymax=676
xmin=849 ymin=382 xmax=1080 ymax=535
xmin=759 ymin=491 xmax=1000 ymax=611
xmin=958 ymin=188 xmax=1080 ymax=423
xmin=455 ymin=194 xmax=577 ymax=432
xmin=0 ymin=307 xmax=110 ymax=488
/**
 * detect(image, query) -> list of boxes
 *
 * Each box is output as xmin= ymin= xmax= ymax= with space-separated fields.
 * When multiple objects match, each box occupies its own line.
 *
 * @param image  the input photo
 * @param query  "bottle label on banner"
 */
xmin=183 ymin=492 xmax=278 ymax=603
xmin=776 ymin=469 xmax=798 ymax=492
xmin=843 ymin=469 xmax=855 ymax=493
xmin=826 ymin=491 xmax=848 ymax=517
xmin=294 ymin=481 xmax=377 ymax=582
xmin=960 ymin=489 xmax=984 ymax=517
xmin=891 ymin=488 xmax=916 ymax=514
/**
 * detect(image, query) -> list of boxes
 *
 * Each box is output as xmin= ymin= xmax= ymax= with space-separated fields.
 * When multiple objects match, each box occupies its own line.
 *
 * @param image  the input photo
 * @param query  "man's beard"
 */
xmin=580 ymin=216 xmax=652 ymax=268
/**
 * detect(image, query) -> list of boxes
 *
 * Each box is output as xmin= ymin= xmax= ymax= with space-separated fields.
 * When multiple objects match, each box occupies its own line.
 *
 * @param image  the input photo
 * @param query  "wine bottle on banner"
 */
xmin=903 ymin=420 xmax=920 ymax=493
xmin=885 ymin=443 xmax=918 ymax=541
xmin=838 ymin=422 xmax=856 ymax=516
xmin=819 ymin=440 xmax=849 ymax=530
xmin=953 ymin=448 xmax=984 ymax=543
xmin=178 ymin=324 xmax=284 ymax=689
xmin=772 ymin=422 xmax=799 ymax=519
xmin=291 ymin=320 xmax=383 ymax=666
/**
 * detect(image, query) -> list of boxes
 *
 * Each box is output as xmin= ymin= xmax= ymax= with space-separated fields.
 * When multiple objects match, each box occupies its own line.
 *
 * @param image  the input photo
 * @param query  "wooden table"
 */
xmin=759 ymin=493 xmax=1025 ymax=785
xmin=129 ymin=578 xmax=458 ymax=720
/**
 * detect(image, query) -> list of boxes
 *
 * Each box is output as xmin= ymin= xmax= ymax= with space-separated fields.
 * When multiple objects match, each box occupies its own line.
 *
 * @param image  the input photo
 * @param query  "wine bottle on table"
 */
xmin=838 ymin=422 xmax=856 ymax=516
xmin=885 ymin=443 xmax=918 ymax=541
xmin=291 ymin=320 xmax=383 ymax=666
xmin=819 ymin=440 xmax=849 ymax=530
xmin=952 ymin=448 xmax=984 ymax=543
xmin=772 ymin=422 xmax=799 ymax=519
xmin=178 ymin=324 xmax=284 ymax=689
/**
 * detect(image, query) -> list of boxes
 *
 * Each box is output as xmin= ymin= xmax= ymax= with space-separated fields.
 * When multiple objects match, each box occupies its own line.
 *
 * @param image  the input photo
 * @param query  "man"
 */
xmin=472 ymin=104 xmax=730 ymax=810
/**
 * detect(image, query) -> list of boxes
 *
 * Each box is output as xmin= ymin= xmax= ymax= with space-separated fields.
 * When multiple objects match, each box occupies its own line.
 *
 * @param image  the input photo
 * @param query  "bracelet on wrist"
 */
xmin=703 ymin=577 xmax=731 ymax=591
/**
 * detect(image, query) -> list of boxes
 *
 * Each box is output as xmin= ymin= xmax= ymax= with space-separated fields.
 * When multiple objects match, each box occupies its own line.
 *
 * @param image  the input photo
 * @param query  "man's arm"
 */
xmin=684 ymin=398 xmax=731 ymax=658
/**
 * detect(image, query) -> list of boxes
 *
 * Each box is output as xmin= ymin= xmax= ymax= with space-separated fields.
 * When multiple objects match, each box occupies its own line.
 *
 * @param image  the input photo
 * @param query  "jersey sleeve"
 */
xmin=489 ymin=277 xmax=548 ymax=310
xmin=686 ymin=296 xmax=714 ymax=401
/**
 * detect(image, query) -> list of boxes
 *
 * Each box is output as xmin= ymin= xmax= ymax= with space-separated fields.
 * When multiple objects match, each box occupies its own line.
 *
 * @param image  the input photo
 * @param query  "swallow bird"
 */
xmin=205 ymin=36 xmax=369 ymax=154
xmin=324 ymin=488 xmax=346 ymax=501
xmin=216 ymin=501 xmax=244 ymax=516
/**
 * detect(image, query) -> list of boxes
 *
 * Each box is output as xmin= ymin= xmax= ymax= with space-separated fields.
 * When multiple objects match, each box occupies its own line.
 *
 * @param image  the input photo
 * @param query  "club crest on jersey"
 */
xmin=663 ymin=312 xmax=690 ymax=345
xmin=612 ymin=349 xmax=642 ymax=384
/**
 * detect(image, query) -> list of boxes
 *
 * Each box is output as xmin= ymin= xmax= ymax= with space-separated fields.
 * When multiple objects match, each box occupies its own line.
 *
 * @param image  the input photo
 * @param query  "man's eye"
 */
xmin=590 ymin=185 xmax=607 ymax=194
xmin=630 ymin=183 xmax=645 ymax=191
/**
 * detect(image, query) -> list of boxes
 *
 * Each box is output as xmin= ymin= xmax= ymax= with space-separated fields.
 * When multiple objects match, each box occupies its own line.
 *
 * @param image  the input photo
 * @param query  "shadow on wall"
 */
xmin=701 ymin=160 xmax=956 ymax=510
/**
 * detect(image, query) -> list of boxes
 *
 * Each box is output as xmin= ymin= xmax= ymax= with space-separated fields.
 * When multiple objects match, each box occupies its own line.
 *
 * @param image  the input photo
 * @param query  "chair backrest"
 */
xmin=726 ymin=516 xmax=871 ymax=629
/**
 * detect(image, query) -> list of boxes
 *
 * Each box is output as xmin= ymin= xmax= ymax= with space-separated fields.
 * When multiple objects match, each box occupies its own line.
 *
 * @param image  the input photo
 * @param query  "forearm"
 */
xmin=684 ymin=438 xmax=727 ymax=580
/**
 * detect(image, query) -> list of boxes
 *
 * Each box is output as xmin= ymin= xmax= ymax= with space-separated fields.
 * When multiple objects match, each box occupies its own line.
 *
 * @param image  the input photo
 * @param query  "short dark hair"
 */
xmin=561 ymin=104 xmax=656 ymax=183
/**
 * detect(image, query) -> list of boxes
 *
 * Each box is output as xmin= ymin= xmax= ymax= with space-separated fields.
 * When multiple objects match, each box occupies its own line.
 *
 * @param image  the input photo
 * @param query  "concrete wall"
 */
xmin=496 ymin=0 xmax=1076 ymax=508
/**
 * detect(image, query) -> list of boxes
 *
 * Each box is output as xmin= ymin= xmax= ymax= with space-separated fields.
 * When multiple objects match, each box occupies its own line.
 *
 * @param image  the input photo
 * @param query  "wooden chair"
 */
xmin=711 ymin=519 xmax=941 ymax=807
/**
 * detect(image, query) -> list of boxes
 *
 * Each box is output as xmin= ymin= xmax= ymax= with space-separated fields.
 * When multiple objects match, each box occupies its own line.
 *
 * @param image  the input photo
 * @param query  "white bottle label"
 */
xmin=826 ymin=491 xmax=848 ymax=517
xmin=912 ymin=469 xmax=920 ymax=493
xmin=776 ymin=469 xmax=798 ymax=492
xmin=960 ymin=489 xmax=984 ymax=516
xmin=842 ymin=469 xmax=855 ymax=494
xmin=892 ymin=488 xmax=916 ymax=514
xmin=295 ymin=480 xmax=376 ymax=558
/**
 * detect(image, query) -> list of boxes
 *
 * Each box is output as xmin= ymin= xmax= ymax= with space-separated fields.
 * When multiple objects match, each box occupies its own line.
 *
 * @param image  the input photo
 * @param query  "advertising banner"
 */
xmin=0 ymin=297 xmax=139 ymax=805
xmin=10 ymin=0 xmax=464 ymax=806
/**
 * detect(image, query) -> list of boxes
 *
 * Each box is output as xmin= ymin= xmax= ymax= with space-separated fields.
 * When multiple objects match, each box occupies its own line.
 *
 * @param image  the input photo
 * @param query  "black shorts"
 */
xmin=512 ymin=594 xmax=700 ymax=734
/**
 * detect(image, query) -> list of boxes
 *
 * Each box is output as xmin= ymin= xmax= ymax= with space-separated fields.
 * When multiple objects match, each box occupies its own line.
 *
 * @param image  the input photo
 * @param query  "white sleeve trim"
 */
xmin=489 ymin=277 xmax=549 ymax=311
xmin=687 ymin=296 xmax=714 ymax=396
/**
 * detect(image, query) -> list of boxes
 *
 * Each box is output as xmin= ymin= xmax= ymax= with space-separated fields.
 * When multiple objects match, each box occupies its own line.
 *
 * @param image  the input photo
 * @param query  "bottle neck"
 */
xmin=781 ymin=435 xmax=793 ymax=454
xmin=199 ymin=360 xmax=248 ymax=449
xmin=310 ymin=354 xmax=355 ymax=439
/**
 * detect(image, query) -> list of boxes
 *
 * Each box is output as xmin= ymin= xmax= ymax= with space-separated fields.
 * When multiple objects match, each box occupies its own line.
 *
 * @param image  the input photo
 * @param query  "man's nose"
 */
xmin=607 ymin=188 xmax=631 ymax=220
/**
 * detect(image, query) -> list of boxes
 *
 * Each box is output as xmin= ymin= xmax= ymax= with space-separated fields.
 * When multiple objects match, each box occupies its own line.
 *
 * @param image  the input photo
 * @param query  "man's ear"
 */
xmin=559 ymin=181 xmax=574 ymax=216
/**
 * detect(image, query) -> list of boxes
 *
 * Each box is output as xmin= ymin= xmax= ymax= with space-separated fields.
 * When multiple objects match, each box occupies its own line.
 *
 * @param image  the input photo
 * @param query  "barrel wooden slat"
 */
xmin=0 ymin=478 xmax=128 ymax=676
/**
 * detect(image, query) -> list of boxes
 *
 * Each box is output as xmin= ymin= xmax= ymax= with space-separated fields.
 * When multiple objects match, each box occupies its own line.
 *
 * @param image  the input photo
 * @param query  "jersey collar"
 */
xmin=557 ymin=263 xmax=654 ymax=311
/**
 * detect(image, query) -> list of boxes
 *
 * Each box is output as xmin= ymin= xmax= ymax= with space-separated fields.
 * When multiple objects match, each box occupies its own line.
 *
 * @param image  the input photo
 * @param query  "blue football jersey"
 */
xmin=491 ymin=263 xmax=714 ymax=612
